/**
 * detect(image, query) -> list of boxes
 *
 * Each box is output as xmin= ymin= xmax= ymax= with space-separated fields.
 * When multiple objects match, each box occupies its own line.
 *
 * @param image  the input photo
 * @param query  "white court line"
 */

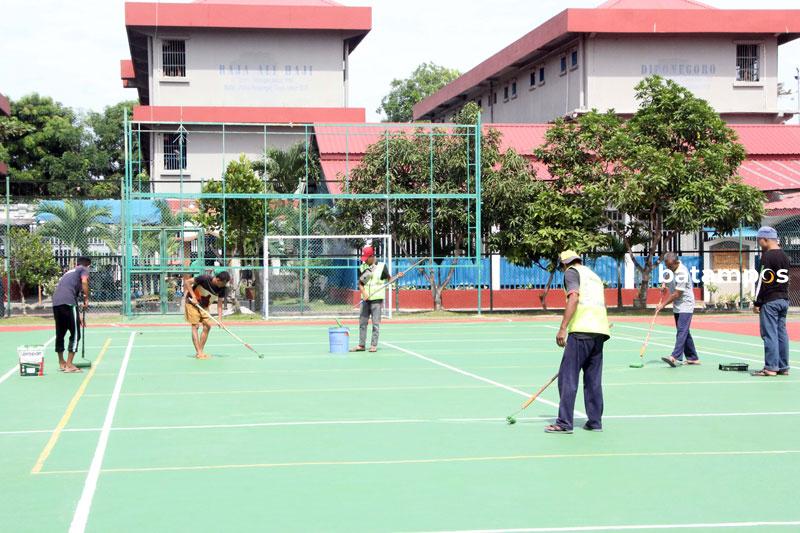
xmin=412 ymin=520 xmax=800 ymax=532
xmin=615 ymin=323 xmax=800 ymax=354
xmin=381 ymin=341 xmax=583 ymax=417
xmin=611 ymin=332 xmax=799 ymax=371
xmin=68 ymin=331 xmax=136 ymax=533
xmin=5 ymin=410 xmax=800 ymax=438
xmin=0 ymin=335 xmax=55 ymax=386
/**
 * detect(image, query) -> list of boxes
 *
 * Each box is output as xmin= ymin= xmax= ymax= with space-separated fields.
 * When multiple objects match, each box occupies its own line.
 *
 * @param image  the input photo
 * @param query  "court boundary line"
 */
xmin=381 ymin=341 xmax=583 ymax=417
xmin=39 ymin=449 xmax=800 ymax=476
xmin=4 ymin=410 xmax=800 ymax=437
xmin=31 ymin=338 xmax=113 ymax=474
xmin=1 ymin=335 xmax=56 ymax=386
xmin=68 ymin=331 xmax=136 ymax=533
xmin=614 ymin=323 xmax=800 ymax=353
xmin=409 ymin=519 xmax=800 ymax=532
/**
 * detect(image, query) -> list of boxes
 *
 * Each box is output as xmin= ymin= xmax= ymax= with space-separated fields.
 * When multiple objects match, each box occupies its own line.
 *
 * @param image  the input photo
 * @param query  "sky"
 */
xmin=1 ymin=0 xmax=799 ymax=123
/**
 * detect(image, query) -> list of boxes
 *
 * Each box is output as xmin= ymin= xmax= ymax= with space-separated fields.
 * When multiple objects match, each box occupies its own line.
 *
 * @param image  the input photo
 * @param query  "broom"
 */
xmin=629 ymin=292 xmax=665 ymax=369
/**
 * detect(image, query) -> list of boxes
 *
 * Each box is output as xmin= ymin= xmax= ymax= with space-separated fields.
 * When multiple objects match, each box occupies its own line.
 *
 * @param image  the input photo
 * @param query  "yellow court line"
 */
xmin=31 ymin=338 xmax=112 ymax=475
xmin=38 ymin=449 xmax=800 ymax=476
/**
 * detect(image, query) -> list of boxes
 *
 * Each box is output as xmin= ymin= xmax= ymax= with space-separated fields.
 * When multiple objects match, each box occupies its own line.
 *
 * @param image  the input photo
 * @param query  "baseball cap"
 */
xmin=361 ymin=245 xmax=375 ymax=262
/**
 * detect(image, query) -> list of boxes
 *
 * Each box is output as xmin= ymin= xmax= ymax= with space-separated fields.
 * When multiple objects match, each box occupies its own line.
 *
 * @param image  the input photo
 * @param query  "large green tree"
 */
xmin=536 ymin=76 xmax=765 ymax=307
xmin=377 ymin=63 xmax=461 ymax=122
xmin=483 ymin=147 xmax=609 ymax=309
xmin=3 ymin=94 xmax=132 ymax=198
xmin=4 ymin=227 xmax=60 ymax=315
xmin=336 ymin=103 xmax=494 ymax=310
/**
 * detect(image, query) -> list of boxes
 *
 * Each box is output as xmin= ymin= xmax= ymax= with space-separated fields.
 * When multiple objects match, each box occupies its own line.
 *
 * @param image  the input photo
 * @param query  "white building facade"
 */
xmin=414 ymin=0 xmax=800 ymax=125
xmin=121 ymin=0 xmax=371 ymax=193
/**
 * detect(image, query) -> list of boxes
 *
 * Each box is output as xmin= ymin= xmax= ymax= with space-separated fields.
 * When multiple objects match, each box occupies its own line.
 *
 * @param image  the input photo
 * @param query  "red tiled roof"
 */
xmin=315 ymin=123 xmax=800 ymax=193
xmin=766 ymin=191 xmax=800 ymax=216
xmin=597 ymin=0 xmax=713 ymax=9
xmin=125 ymin=1 xmax=371 ymax=33
xmin=413 ymin=4 xmax=800 ymax=120
xmin=0 ymin=93 xmax=9 ymax=116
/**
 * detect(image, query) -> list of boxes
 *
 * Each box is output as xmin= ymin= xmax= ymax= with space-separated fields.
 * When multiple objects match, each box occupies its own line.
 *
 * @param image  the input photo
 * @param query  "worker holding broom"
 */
xmin=545 ymin=251 xmax=610 ymax=434
xmin=659 ymin=252 xmax=700 ymax=367
xmin=183 ymin=270 xmax=230 ymax=359
xmin=51 ymin=257 xmax=91 ymax=373
xmin=351 ymin=245 xmax=403 ymax=353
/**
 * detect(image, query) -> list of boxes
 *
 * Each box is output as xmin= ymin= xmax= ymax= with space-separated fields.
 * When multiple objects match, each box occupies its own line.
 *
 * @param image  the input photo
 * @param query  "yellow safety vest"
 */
xmin=565 ymin=264 xmax=611 ymax=338
xmin=365 ymin=262 xmax=386 ymax=301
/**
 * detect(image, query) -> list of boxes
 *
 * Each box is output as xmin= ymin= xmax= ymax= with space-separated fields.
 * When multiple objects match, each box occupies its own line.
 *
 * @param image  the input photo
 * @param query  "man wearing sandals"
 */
xmin=752 ymin=227 xmax=791 ymax=377
xmin=659 ymin=252 xmax=700 ymax=368
xmin=545 ymin=251 xmax=611 ymax=434
xmin=52 ymin=257 xmax=91 ymax=373
xmin=351 ymin=245 xmax=403 ymax=353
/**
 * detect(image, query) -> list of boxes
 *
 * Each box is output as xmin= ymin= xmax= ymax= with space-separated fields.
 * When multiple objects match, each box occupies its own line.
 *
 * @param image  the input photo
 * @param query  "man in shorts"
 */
xmin=52 ymin=257 xmax=91 ymax=373
xmin=183 ymin=271 xmax=230 ymax=359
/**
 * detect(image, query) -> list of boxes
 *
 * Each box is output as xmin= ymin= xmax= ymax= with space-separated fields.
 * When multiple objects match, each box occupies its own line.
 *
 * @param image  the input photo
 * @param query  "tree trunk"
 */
xmin=539 ymin=268 xmax=556 ymax=312
xmin=18 ymin=282 xmax=26 ymax=316
xmin=38 ymin=285 xmax=42 ymax=306
xmin=616 ymin=261 xmax=623 ymax=310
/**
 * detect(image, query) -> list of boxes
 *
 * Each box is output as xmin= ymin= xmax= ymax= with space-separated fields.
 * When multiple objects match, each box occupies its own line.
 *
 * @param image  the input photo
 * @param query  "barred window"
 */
xmin=164 ymin=133 xmax=187 ymax=171
xmin=571 ymin=49 xmax=579 ymax=69
xmin=162 ymin=40 xmax=186 ymax=78
xmin=511 ymin=79 xmax=517 ymax=98
xmin=530 ymin=71 xmax=536 ymax=87
xmin=560 ymin=56 xmax=568 ymax=75
xmin=539 ymin=66 xmax=545 ymax=85
xmin=736 ymin=44 xmax=760 ymax=82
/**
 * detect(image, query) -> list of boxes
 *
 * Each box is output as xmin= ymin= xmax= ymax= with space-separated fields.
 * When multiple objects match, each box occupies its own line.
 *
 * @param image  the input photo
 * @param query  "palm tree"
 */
xmin=253 ymin=143 xmax=320 ymax=194
xmin=36 ymin=199 xmax=112 ymax=262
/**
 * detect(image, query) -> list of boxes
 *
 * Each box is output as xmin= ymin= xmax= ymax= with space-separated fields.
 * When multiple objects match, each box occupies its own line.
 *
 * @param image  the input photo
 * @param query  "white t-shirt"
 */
xmin=667 ymin=262 xmax=695 ymax=314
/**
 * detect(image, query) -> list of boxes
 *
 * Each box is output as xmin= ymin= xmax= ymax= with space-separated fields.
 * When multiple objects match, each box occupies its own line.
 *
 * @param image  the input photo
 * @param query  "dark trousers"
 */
xmin=556 ymin=334 xmax=605 ymax=431
xmin=358 ymin=300 xmax=383 ymax=347
xmin=760 ymin=299 xmax=790 ymax=372
xmin=53 ymin=304 xmax=81 ymax=354
xmin=671 ymin=313 xmax=698 ymax=361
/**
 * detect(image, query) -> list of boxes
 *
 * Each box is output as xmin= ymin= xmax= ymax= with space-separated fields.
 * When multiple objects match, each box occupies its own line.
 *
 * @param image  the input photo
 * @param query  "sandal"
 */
xmin=661 ymin=356 xmax=677 ymax=368
xmin=777 ymin=369 xmax=790 ymax=376
xmin=686 ymin=360 xmax=701 ymax=366
xmin=350 ymin=346 xmax=366 ymax=352
xmin=369 ymin=346 xmax=378 ymax=353
xmin=751 ymin=369 xmax=777 ymax=377
xmin=544 ymin=424 xmax=573 ymax=434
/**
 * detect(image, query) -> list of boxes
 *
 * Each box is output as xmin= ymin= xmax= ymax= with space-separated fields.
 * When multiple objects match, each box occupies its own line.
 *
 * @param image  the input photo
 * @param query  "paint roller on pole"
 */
xmin=352 ymin=258 xmax=427 ymax=310
xmin=189 ymin=300 xmax=265 ymax=359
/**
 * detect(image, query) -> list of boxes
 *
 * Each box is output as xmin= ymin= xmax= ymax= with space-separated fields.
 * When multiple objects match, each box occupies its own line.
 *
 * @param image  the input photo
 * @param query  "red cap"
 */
xmin=361 ymin=245 xmax=375 ymax=262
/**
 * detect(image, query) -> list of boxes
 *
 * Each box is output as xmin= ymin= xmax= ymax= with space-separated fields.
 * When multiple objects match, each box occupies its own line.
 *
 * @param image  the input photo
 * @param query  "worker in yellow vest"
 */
xmin=545 ymin=250 xmax=611 ymax=434
xmin=351 ymin=245 xmax=403 ymax=353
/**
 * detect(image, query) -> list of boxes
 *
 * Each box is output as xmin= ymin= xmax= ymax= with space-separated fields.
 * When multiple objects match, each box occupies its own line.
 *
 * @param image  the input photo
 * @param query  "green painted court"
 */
xmin=1 ymin=319 xmax=799 ymax=532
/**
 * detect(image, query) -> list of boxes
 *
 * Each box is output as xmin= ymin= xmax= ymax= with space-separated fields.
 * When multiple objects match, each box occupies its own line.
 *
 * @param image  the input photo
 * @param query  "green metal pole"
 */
xmin=475 ymin=117 xmax=483 ymax=315
xmin=4 ymin=173 xmax=10 ymax=317
xmin=739 ymin=220 xmax=744 ymax=309
xmin=122 ymin=112 xmax=130 ymax=317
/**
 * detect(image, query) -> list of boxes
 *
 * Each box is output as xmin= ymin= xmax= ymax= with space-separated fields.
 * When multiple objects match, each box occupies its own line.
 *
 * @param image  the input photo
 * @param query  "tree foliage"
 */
xmin=4 ymin=228 xmax=60 ymax=314
xmin=536 ymin=76 xmax=765 ymax=306
xmin=336 ymin=103 xmax=491 ymax=309
xmin=2 ymin=94 xmax=134 ymax=198
xmin=377 ymin=63 xmax=461 ymax=122
xmin=36 ymin=199 xmax=113 ymax=259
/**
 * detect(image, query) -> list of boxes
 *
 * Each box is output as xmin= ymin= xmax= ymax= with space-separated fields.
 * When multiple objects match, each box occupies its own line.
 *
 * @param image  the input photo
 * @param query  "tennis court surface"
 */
xmin=1 ymin=318 xmax=799 ymax=532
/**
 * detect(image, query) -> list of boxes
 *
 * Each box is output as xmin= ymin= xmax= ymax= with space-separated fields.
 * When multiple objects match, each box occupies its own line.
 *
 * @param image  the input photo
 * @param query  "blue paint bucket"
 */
xmin=328 ymin=327 xmax=350 ymax=354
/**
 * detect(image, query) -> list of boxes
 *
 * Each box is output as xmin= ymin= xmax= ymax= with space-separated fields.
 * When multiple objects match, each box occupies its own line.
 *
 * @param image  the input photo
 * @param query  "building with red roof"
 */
xmin=414 ymin=0 xmax=800 ymax=125
xmin=121 ymin=0 xmax=371 ymax=192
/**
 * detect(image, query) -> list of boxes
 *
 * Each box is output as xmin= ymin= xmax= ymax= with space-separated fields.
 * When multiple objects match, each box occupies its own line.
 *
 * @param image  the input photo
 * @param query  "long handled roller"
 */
xmin=74 ymin=306 xmax=92 ymax=369
xmin=190 ymin=300 xmax=265 ymax=359
xmin=506 ymin=373 xmax=559 ymax=425
xmin=629 ymin=293 xmax=665 ymax=369
xmin=353 ymin=258 xmax=427 ymax=310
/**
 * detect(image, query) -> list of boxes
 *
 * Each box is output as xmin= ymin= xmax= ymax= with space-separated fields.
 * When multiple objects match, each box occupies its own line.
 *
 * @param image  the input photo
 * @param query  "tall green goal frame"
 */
xmin=122 ymin=115 xmax=484 ymax=317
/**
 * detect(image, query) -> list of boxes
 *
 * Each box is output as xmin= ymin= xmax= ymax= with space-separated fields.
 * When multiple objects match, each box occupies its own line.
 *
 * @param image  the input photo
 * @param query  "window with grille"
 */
xmin=511 ymin=79 xmax=517 ymax=98
xmin=539 ymin=66 xmax=545 ymax=85
xmin=162 ymin=40 xmax=186 ymax=78
xmin=571 ymin=50 xmax=579 ymax=69
xmin=560 ymin=56 xmax=568 ymax=75
xmin=163 ymin=133 xmax=187 ymax=171
xmin=736 ymin=44 xmax=760 ymax=82
xmin=530 ymin=71 xmax=536 ymax=88
xmin=503 ymin=86 xmax=509 ymax=101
